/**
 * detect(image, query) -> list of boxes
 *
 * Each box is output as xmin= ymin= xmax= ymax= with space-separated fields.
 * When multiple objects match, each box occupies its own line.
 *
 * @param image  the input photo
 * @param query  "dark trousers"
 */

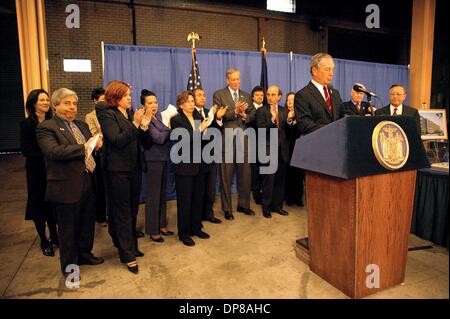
xmin=261 ymin=160 xmax=287 ymax=211
xmin=251 ymin=162 xmax=262 ymax=202
xmin=93 ymin=156 xmax=107 ymax=223
xmin=106 ymin=169 xmax=140 ymax=263
xmin=202 ymin=164 xmax=217 ymax=220
xmin=53 ymin=174 xmax=95 ymax=274
xmin=145 ymin=161 xmax=168 ymax=236
xmin=285 ymin=166 xmax=305 ymax=204
xmin=175 ymin=172 xmax=205 ymax=240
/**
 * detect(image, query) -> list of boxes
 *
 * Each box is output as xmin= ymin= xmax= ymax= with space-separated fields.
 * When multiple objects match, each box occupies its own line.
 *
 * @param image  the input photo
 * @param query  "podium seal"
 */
xmin=372 ymin=121 xmax=409 ymax=170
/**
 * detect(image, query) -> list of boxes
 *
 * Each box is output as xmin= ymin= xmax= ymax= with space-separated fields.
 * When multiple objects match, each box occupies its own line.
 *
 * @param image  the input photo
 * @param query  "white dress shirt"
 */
xmin=390 ymin=104 xmax=403 ymax=115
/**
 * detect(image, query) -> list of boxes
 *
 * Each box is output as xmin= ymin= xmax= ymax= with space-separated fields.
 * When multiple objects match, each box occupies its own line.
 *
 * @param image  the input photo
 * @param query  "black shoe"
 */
xmin=135 ymin=231 xmax=145 ymax=238
xmin=127 ymin=261 xmax=139 ymax=274
xmin=262 ymin=209 xmax=272 ymax=219
xmin=193 ymin=231 xmax=210 ymax=239
xmin=272 ymin=209 xmax=289 ymax=216
xmin=78 ymin=255 xmax=104 ymax=265
xmin=135 ymin=250 xmax=144 ymax=257
xmin=181 ymin=237 xmax=195 ymax=246
xmin=204 ymin=216 xmax=222 ymax=224
xmin=224 ymin=211 xmax=234 ymax=220
xmin=237 ymin=206 xmax=256 ymax=216
xmin=150 ymin=236 xmax=164 ymax=243
xmin=160 ymin=230 xmax=175 ymax=236
xmin=41 ymin=244 xmax=55 ymax=257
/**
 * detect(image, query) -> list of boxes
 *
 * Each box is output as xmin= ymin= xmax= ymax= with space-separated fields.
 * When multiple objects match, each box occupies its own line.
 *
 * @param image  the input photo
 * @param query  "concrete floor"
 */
xmin=0 ymin=154 xmax=448 ymax=299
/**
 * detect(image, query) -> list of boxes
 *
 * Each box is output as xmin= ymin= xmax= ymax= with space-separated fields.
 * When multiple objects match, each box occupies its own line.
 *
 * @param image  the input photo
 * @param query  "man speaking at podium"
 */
xmin=294 ymin=53 xmax=343 ymax=135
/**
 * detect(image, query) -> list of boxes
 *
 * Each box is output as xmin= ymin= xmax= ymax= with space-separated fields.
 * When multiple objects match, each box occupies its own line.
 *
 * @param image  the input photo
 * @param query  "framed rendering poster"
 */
xmin=419 ymin=109 xmax=448 ymax=140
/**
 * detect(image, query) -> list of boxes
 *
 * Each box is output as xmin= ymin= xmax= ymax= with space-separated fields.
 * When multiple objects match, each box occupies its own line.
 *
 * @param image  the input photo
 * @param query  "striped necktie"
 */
xmin=69 ymin=122 xmax=96 ymax=172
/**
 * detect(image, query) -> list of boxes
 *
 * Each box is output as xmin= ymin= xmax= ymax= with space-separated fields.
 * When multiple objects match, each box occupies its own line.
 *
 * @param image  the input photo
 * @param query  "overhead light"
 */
xmin=267 ymin=0 xmax=296 ymax=13
xmin=63 ymin=59 xmax=92 ymax=72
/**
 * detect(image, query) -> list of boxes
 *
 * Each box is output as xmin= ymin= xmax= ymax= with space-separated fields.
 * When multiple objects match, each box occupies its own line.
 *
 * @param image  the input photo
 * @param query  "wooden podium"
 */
xmin=291 ymin=116 xmax=429 ymax=298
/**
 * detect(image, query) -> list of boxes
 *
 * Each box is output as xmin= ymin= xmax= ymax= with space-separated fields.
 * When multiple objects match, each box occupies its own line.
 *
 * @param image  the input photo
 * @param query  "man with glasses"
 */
xmin=375 ymin=84 xmax=421 ymax=131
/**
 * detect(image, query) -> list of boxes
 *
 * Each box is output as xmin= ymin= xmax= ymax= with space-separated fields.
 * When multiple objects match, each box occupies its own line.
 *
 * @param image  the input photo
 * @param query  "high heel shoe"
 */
xmin=127 ymin=261 xmax=139 ymax=274
xmin=49 ymin=237 xmax=59 ymax=248
xmin=40 ymin=242 xmax=55 ymax=257
xmin=135 ymin=250 xmax=144 ymax=257
xmin=150 ymin=236 xmax=164 ymax=243
xmin=160 ymin=230 xmax=174 ymax=236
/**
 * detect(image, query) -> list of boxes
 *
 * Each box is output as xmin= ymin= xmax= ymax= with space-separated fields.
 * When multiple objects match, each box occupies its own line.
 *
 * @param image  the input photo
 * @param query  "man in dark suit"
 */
xmin=213 ymin=68 xmax=256 ymax=220
xmin=249 ymin=86 xmax=265 ymax=205
xmin=295 ymin=53 xmax=343 ymax=135
xmin=36 ymin=88 xmax=104 ymax=277
xmin=193 ymin=88 xmax=222 ymax=224
xmin=375 ymin=84 xmax=421 ymax=131
xmin=341 ymin=83 xmax=373 ymax=116
xmin=256 ymin=86 xmax=292 ymax=218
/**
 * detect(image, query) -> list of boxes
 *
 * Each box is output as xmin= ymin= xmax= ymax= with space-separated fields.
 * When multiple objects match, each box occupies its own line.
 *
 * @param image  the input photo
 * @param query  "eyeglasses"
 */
xmin=389 ymin=93 xmax=405 ymax=96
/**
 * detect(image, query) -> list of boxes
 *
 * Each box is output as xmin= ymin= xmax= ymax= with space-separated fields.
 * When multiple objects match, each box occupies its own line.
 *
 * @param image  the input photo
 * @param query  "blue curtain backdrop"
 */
xmin=103 ymin=44 xmax=410 ymax=201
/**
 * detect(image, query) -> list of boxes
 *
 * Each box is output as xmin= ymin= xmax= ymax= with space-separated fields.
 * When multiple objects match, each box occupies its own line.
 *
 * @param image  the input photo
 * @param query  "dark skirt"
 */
xmin=24 ymin=156 xmax=53 ymax=220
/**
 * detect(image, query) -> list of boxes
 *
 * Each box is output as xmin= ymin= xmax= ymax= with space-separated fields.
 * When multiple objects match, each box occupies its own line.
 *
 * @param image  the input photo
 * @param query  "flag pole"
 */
xmin=187 ymin=32 xmax=200 ymax=89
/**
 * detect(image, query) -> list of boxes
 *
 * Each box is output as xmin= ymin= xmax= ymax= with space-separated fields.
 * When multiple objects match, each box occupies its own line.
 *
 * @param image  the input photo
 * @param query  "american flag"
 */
xmin=187 ymin=50 xmax=202 ymax=91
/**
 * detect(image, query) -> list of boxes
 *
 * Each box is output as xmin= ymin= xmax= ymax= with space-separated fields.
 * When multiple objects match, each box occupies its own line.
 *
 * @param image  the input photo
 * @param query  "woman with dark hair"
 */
xmin=20 ymin=89 xmax=58 ymax=256
xmin=96 ymin=80 xmax=148 ymax=274
xmin=284 ymin=92 xmax=305 ymax=207
xmin=139 ymin=89 xmax=174 ymax=243
xmin=170 ymin=91 xmax=209 ymax=247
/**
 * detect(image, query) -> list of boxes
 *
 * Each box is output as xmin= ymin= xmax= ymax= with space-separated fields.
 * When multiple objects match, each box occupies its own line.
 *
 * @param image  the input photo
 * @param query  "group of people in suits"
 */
xmin=20 ymin=52 xmax=421 ymax=277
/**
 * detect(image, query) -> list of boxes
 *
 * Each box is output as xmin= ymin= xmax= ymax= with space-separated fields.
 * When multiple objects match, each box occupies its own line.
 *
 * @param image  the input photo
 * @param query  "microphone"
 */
xmin=353 ymin=84 xmax=376 ymax=97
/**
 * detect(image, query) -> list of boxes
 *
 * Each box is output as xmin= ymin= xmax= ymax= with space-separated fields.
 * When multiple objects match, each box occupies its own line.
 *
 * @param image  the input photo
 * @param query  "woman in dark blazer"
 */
xmin=20 ymin=89 xmax=58 ymax=256
xmin=139 ymin=89 xmax=174 ymax=243
xmin=96 ymin=80 xmax=147 ymax=274
xmin=284 ymin=92 xmax=305 ymax=207
xmin=170 ymin=91 xmax=210 ymax=247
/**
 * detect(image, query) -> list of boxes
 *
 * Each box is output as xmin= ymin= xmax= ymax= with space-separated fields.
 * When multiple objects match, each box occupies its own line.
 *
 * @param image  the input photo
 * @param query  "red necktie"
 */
xmin=393 ymin=107 xmax=398 ymax=115
xmin=323 ymin=86 xmax=332 ymax=112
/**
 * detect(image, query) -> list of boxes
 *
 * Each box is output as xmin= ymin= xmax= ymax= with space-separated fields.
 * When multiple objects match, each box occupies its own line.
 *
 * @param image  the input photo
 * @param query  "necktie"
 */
xmin=69 ymin=122 xmax=96 ymax=173
xmin=356 ymin=103 xmax=361 ymax=112
xmin=323 ymin=86 xmax=332 ymax=112
xmin=393 ymin=107 xmax=398 ymax=115
xmin=233 ymin=91 xmax=238 ymax=104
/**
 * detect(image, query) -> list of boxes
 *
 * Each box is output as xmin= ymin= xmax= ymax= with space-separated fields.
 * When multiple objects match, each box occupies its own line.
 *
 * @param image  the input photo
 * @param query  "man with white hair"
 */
xmin=341 ymin=83 xmax=372 ymax=116
xmin=37 ymin=88 xmax=104 ymax=278
xmin=294 ymin=53 xmax=343 ymax=135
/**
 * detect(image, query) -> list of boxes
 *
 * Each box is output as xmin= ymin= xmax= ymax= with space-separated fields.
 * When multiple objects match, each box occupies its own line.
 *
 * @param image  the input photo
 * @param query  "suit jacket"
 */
xmin=375 ymin=105 xmax=421 ymax=132
xmin=141 ymin=114 xmax=171 ymax=162
xmin=170 ymin=111 xmax=201 ymax=176
xmin=341 ymin=100 xmax=371 ymax=116
xmin=256 ymin=105 xmax=291 ymax=164
xmin=294 ymin=81 xmax=343 ymax=135
xmin=212 ymin=87 xmax=255 ymax=129
xmin=36 ymin=116 xmax=90 ymax=204
xmin=85 ymin=109 xmax=102 ymax=136
xmin=96 ymin=103 xmax=142 ymax=172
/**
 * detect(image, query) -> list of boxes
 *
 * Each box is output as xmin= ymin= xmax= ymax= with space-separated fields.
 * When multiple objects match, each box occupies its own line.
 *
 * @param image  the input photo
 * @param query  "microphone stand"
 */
xmin=366 ymin=94 xmax=375 ymax=116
